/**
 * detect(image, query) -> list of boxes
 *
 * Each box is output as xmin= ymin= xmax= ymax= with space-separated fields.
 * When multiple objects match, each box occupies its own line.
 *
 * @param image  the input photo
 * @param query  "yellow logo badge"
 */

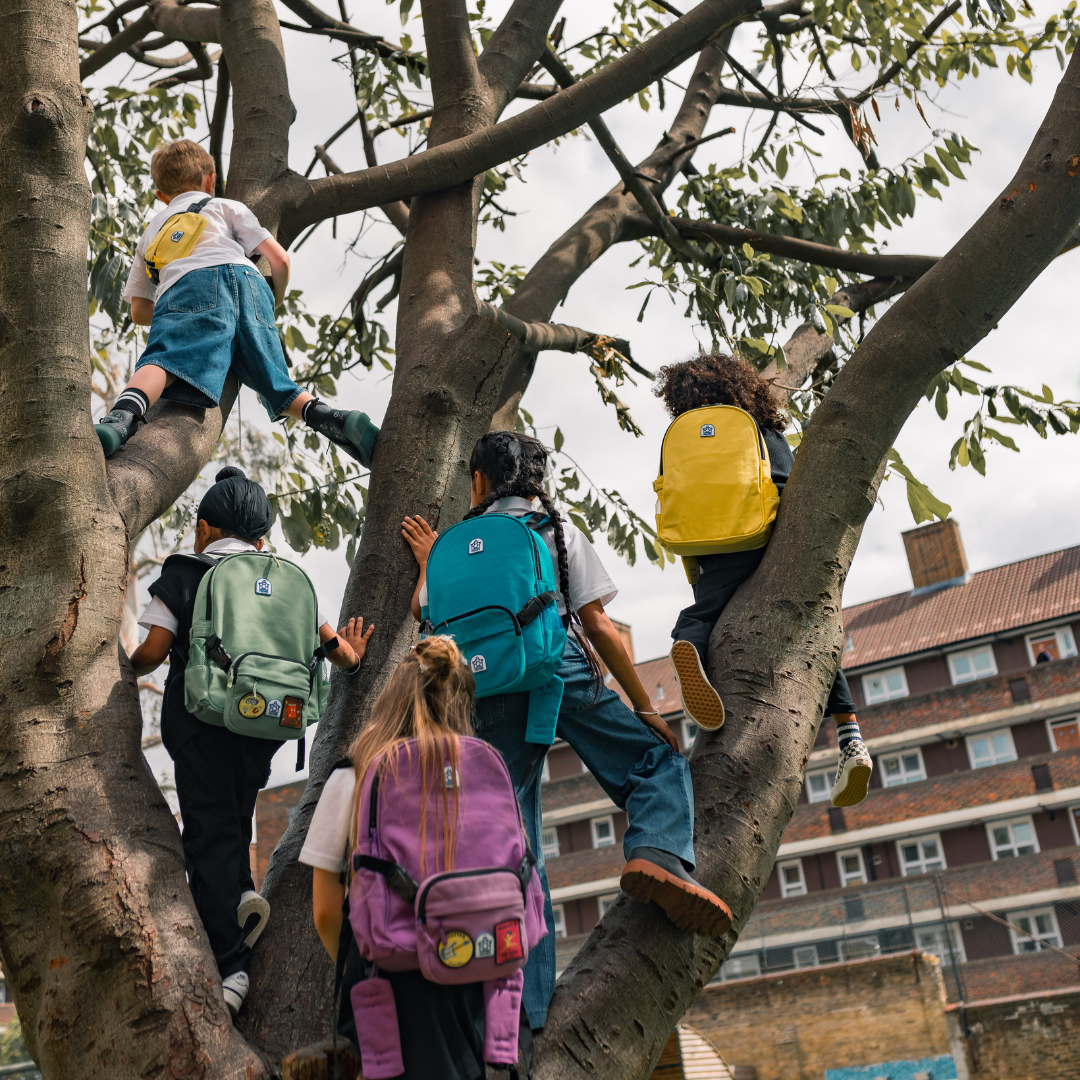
xmin=238 ymin=692 xmax=266 ymax=719
xmin=438 ymin=930 xmax=474 ymax=968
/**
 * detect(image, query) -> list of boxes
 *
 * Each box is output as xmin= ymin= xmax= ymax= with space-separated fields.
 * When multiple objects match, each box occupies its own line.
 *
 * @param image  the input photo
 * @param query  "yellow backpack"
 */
xmin=653 ymin=405 xmax=781 ymax=573
xmin=144 ymin=196 xmax=213 ymax=285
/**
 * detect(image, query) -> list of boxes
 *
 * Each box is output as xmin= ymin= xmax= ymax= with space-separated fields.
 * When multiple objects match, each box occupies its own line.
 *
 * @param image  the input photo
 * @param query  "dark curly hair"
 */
xmin=654 ymin=352 xmax=787 ymax=432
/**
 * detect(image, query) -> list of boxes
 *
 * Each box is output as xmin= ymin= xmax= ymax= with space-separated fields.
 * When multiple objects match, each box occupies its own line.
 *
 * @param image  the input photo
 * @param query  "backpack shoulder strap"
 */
xmin=161 ymin=551 xmax=217 ymax=571
xmin=188 ymin=196 xmax=213 ymax=215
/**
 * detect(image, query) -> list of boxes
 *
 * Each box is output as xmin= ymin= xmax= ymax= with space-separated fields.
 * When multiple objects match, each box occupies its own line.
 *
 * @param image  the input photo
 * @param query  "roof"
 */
xmin=613 ymin=655 xmax=685 ymax=718
xmin=841 ymin=544 xmax=1080 ymax=670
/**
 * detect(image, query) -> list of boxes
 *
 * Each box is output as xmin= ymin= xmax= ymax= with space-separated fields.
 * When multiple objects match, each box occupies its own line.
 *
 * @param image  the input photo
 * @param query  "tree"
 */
xmin=2 ymin=0 xmax=1079 ymax=1075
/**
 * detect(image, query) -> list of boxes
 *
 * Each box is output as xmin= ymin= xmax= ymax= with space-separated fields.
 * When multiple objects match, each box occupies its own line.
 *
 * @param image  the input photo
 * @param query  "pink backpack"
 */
xmin=346 ymin=736 xmax=546 ymax=1074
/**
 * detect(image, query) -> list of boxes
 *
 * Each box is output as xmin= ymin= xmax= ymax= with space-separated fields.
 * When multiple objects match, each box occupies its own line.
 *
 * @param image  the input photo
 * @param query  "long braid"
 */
xmin=534 ymin=488 xmax=572 ymax=621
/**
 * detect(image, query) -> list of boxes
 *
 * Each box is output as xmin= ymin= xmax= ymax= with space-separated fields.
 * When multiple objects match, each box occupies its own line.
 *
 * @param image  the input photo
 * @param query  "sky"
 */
xmin=88 ymin=3 xmax=1080 ymax=790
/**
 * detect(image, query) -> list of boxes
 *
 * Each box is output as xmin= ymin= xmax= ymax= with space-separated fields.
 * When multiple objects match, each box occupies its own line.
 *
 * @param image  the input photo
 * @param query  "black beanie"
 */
xmin=196 ymin=466 xmax=274 ymax=541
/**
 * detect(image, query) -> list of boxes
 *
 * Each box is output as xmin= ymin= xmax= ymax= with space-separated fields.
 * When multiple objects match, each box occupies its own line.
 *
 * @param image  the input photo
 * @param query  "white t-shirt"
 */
xmin=419 ymin=496 xmax=617 ymax=617
xmin=122 ymin=191 xmax=273 ymax=303
xmin=299 ymin=766 xmax=356 ymax=873
xmin=139 ymin=537 xmax=328 ymax=635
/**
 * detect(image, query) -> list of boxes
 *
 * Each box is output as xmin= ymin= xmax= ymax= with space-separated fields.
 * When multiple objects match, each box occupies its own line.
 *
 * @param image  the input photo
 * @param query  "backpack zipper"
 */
xmin=416 ymin=866 xmax=522 ymax=925
xmin=229 ymin=650 xmax=317 ymax=689
xmin=435 ymin=604 xmax=522 ymax=636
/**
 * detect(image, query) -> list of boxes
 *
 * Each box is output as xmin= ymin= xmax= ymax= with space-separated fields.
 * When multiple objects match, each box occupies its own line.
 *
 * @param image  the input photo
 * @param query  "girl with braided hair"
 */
xmin=403 ymin=431 xmax=731 ymax=1037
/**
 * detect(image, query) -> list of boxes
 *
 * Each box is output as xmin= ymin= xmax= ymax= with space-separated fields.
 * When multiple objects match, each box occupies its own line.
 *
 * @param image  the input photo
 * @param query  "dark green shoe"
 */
xmin=95 ymin=407 xmax=140 ymax=457
xmin=305 ymin=401 xmax=379 ymax=468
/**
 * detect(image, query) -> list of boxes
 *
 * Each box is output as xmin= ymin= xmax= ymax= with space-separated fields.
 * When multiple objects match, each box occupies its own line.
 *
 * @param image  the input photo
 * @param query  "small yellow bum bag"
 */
xmin=144 ymin=196 xmax=213 ymax=285
xmin=653 ymin=404 xmax=781 ymax=582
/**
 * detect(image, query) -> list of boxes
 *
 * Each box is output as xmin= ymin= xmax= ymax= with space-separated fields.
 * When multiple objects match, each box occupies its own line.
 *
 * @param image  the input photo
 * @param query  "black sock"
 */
xmin=836 ymin=717 xmax=863 ymax=751
xmin=113 ymin=387 xmax=149 ymax=417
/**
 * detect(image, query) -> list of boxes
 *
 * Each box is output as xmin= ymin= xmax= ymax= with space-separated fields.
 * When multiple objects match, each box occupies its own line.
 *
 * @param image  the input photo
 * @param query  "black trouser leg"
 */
xmin=172 ymin=727 xmax=281 ymax=978
xmin=670 ymin=547 xmax=766 ymax=659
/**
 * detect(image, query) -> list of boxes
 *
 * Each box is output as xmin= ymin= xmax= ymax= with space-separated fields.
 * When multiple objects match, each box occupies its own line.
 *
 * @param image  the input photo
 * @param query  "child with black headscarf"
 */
xmin=129 ymin=467 xmax=374 ymax=1018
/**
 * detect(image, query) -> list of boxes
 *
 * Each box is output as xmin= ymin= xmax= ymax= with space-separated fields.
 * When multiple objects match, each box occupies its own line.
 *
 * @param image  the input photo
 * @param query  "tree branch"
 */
xmin=148 ymin=42 xmax=218 ymax=88
xmin=209 ymin=56 xmax=229 ymax=195
xmin=315 ymin=144 xmax=409 ymax=234
xmin=280 ymin=0 xmax=763 ymax=241
xmin=421 ymin=0 xmax=484 ymax=145
xmin=276 ymin=0 xmax=416 ymax=63
xmin=79 ymin=8 xmax=155 ymax=79
xmin=856 ymin=0 xmax=960 ymax=102
xmin=146 ymin=0 xmax=219 ymax=45
xmin=477 ymin=0 xmax=565 ymax=117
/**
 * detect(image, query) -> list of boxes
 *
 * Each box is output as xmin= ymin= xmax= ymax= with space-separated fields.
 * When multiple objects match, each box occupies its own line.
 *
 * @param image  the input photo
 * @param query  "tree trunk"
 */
xmin=0 ymin=1 xmax=265 ymax=1076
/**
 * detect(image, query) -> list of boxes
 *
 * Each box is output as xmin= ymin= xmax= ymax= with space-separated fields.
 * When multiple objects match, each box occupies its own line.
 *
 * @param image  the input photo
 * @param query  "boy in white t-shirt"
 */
xmin=97 ymin=139 xmax=377 ymax=465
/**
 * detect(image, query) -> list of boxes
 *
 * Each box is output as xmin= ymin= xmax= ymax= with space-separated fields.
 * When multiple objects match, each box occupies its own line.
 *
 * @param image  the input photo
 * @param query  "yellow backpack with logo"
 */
xmin=144 ymin=196 xmax=213 ymax=285
xmin=653 ymin=405 xmax=781 ymax=578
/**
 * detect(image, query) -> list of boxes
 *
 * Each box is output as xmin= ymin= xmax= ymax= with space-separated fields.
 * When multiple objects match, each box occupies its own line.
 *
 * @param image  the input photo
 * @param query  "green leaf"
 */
xmin=554 ymin=426 xmax=564 ymax=452
xmin=825 ymin=304 xmax=856 ymax=318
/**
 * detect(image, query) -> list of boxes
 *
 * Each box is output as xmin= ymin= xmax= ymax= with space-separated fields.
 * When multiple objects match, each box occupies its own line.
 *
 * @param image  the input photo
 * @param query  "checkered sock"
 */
xmin=835 ymin=717 xmax=863 ymax=751
xmin=113 ymin=387 xmax=150 ymax=417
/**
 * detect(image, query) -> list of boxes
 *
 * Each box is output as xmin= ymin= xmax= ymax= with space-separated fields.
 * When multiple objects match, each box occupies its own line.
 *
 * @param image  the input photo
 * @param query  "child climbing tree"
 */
xmin=1 ymin=0 xmax=1079 ymax=1076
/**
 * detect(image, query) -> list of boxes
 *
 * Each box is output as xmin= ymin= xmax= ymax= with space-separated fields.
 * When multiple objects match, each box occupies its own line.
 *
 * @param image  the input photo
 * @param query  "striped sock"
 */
xmin=835 ymin=718 xmax=863 ymax=751
xmin=113 ymin=387 xmax=150 ymax=417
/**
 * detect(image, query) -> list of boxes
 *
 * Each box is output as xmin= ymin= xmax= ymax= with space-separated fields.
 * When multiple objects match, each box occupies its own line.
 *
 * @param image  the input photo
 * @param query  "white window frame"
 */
xmin=861 ymin=666 xmax=909 ymax=705
xmin=988 ymin=816 xmax=1041 ymax=860
xmin=896 ymin=833 xmax=947 ymax=877
xmin=792 ymin=944 xmax=818 ymax=969
xmin=551 ymin=903 xmax=567 ymax=940
xmin=879 ymin=747 xmax=927 ymax=787
xmin=541 ymin=826 xmax=560 ymax=860
xmin=682 ymin=719 xmax=700 ymax=749
xmin=590 ymin=815 xmax=616 ymax=849
xmin=777 ymin=859 xmax=807 ymax=899
xmin=597 ymin=893 xmax=619 ymax=918
xmin=966 ymin=727 xmax=1018 ymax=769
xmin=1048 ymin=716 xmax=1080 ymax=753
xmin=1070 ymin=805 xmax=1080 ymax=847
xmin=1008 ymin=907 xmax=1062 ymax=954
xmin=948 ymin=644 xmax=999 ymax=685
xmin=721 ymin=953 xmax=762 ymax=980
xmin=805 ymin=767 xmax=836 ymax=804
xmin=915 ymin=924 xmax=966 ymax=964
xmin=839 ymin=936 xmax=880 ymax=961
xmin=1026 ymin=626 xmax=1079 ymax=665
xmin=837 ymin=848 xmax=868 ymax=887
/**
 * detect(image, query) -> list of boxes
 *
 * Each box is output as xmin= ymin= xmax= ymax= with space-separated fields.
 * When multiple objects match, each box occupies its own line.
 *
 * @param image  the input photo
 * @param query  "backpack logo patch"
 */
xmin=495 ymin=919 xmax=523 ymax=965
xmin=474 ymin=932 xmax=495 ymax=959
xmin=238 ymin=692 xmax=266 ymax=719
xmin=700 ymin=423 xmax=716 ymax=437
xmin=170 ymin=230 xmax=185 ymax=242
xmin=255 ymin=577 xmax=272 ymax=596
xmin=470 ymin=654 xmax=487 ymax=673
xmin=443 ymin=765 xmax=460 ymax=789
xmin=279 ymin=696 xmax=304 ymax=730
xmin=468 ymin=538 xmax=484 ymax=555
xmin=266 ymin=698 xmax=283 ymax=719
xmin=438 ymin=930 xmax=474 ymax=968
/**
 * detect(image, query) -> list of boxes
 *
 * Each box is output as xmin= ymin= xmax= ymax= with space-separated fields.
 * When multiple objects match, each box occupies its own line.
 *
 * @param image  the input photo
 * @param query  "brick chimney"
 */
xmin=902 ymin=519 xmax=969 ymax=593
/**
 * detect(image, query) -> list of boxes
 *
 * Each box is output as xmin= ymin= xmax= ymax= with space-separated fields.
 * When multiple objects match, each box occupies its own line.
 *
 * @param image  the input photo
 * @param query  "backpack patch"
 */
xmin=255 ymin=577 xmax=272 ymax=596
xmin=438 ymin=930 xmax=474 ymax=968
xmin=468 ymin=538 xmax=484 ymax=555
xmin=474 ymin=932 xmax=495 ymax=959
xmin=266 ymin=698 xmax=283 ymax=719
xmin=238 ymin=692 xmax=266 ymax=718
xmin=470 ymin=654 xmax=487 ymax=673
xmin=170 ymin=230 xmax=185 ymax=242
xmin=495 ymin=919 xmax=523 ymax=964
xmin=700 ymin=423 xmax=715 ymax=437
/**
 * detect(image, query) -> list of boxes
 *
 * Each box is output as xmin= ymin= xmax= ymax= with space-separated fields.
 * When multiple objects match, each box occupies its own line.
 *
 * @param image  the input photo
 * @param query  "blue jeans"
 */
xmin=136 ymin=264 xmax=301 ymax=421
xmin=473 ymin=636 xmax=696 ymax=1028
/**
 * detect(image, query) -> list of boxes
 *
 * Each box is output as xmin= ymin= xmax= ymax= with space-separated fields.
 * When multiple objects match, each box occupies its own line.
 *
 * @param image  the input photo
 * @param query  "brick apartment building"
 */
xmin=253 ymin=521 xmax=1080 ymax=1077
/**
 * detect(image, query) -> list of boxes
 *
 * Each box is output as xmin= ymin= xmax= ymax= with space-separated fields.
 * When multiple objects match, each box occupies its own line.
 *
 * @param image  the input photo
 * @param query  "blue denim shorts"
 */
xmin=136 ymin=263 xmax=301 ymax=421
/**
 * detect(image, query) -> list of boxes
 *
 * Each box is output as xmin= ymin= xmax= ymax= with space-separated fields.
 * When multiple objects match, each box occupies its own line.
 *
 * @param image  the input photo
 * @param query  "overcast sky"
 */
xmin=91 ymin=3 xmax=1080 ymax=789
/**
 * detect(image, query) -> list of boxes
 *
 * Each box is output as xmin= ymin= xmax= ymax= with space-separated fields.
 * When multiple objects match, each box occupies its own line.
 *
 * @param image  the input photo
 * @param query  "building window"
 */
xmin=1071 ymin=806 xmax=1080 ymax=846
xmin=1008 ymin=908 xmax=1062 ymax=953
xmin=915 ymin=925 xmax=966 ymax=964
xmin=837 ymin=849 xmax=867 ymax=887
xmin=721 ymin=954 xmax=762 ymax=980
xmin=778 ymin=860 xmax=807 ymax=898
xmin=948 ymin=645 xmax=998 ymax=684
xmin=792 ymin=945 xmax=819 ymax=969
xmin=898 ymin=834 xmax=947 ymax=876
xmin=1027 ymin=626 xmax=1078 ymax=665
xmin=598 ymin=893 xmax=619 ymax=917
xmin=591 ymin=815 xmax=616 ymax=848
xmin=989 ymin=817 xmax=1040 ymax=859
xmin=839 ymin=936 xmax=880 ymax=961
xmin=655 ymin=683 xmax=665 ymax=700
xmin=880 ymin=748 xmax=927 ymax=786
xmin=682 ymin=720 xmax=700 ymax=749
xmin=806 ymin=768 xmax=835 ymax=804
xmin=541 ymin=827 xmax=560 ymax=860
xmin=967 ymin=728 xmax=1017 ymax=769
xmin=540 ymin=755 xmax=551 ymax=783
xmin=551 ymin=904 xmax=567 ymax=940
xmin=1049 ymin=717 xmax=1080 ymax=752
xmin=862 ymin=666 xmax=909 ymax=705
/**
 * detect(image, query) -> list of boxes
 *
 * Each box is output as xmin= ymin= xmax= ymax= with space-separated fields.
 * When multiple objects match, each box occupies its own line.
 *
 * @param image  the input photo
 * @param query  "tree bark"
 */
xmin=532 ymin=42 xmax=1080 ymax=1080
xmin=0 ymin=1 xmax=264 ymax=1076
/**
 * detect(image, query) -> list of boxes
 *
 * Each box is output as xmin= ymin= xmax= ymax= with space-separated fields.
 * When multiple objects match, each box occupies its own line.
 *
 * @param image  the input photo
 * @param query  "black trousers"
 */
xmin=671 ymin=547 xmax=856 ymax=716
xmin=172 ymin=726 xmax=282 ymax=978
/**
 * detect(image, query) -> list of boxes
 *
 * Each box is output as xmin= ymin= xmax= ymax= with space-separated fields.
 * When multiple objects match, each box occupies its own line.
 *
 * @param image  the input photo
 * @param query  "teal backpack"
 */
xmin=421 ymin=512 xmax=567 ymax=745
xmin=183 ymin=551 xmax=331 ymax=767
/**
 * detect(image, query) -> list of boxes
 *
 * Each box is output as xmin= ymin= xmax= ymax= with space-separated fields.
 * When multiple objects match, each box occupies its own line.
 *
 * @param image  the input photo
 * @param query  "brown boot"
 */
xmin=620 ymin=847 xmax=732 ymax=937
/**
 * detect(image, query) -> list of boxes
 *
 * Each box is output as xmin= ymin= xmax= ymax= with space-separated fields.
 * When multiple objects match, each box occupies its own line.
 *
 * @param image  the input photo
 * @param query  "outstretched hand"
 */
xmin=338 ymin=617 xmax=374 ymax=664
xmin=401 ymin=515 xmax=438 ymax=566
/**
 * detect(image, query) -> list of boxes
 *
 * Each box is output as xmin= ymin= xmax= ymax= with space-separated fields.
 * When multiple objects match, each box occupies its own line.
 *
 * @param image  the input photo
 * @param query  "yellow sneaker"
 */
xmin=670 ymin=640 xmax=725 ymax=730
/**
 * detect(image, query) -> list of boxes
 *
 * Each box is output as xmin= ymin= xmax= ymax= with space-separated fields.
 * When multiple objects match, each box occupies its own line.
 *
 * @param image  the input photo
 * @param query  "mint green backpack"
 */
xmin=184 ymin=551 xmax=330 ymax=767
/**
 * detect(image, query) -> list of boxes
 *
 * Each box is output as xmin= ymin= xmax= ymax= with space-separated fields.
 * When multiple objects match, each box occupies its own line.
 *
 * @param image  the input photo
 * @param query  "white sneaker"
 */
xmin=221 ymin=970 xmax=250 ymax=1018
xmin=831 ymin=739 xmax=873 ymax=807
xmin=669 ymin=640 xmax=725 ymax=730
xmin=237 ymin=889 xmax=270 ymax=948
